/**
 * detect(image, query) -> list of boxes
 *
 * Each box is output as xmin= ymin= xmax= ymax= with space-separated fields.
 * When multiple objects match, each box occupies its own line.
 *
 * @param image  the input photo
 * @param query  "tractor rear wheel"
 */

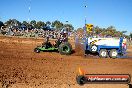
xmin=109 ymin=49 xmax=118 ymax=59
xmin=58 ymin=42 xmax=72 ymax=55
xmin=99 ymin=49 xmax=108 ymax=58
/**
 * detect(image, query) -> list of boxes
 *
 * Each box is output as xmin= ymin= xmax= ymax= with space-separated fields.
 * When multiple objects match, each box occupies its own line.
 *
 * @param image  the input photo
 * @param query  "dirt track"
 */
xmin=0 ymin=36 xmax=132 ymax=88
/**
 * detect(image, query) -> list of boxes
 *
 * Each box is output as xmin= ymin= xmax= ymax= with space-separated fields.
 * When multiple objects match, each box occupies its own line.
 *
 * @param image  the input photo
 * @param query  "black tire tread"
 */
xmin=58 ymin=42 xmax=72 ymax=55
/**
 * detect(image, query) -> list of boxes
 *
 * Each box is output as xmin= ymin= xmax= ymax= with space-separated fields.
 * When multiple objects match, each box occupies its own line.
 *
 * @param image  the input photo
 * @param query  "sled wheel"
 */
xmin=109 ymin=49 xmax=118 ymax=59
xmin=99 ymin=49 xmax=108 ymax=58
xmin=91 ymin=44 xmax=98 ymax=53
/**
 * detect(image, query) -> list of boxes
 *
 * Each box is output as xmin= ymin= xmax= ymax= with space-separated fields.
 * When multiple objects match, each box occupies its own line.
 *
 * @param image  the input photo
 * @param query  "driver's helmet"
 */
xmin=60 ymin=29 xmax=67 ymax=35
xmin=63 ymin=30 xmax=67 ymax=34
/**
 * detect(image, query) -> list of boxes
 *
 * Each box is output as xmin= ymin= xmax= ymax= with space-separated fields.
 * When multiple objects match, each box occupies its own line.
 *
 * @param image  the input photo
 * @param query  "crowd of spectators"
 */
xmin=0 ymin=26 xmax=67 ymax=39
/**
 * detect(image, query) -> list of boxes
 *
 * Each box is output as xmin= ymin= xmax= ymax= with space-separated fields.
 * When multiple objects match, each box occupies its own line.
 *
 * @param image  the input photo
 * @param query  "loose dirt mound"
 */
xmin=0 ymin=36 xmax=132 ymax=88
xmin=74 ymin=43 xmax=85 ymax=56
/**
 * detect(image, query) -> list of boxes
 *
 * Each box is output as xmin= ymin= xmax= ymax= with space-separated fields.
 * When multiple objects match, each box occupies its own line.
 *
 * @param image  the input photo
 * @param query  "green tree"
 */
xmin=36 ymin=21 xmax=45 ymax=29
xmin=46 ymin=21 xmax=51 ymax=26
xmin=94 ymin=26 xmax=102 ymax=35
xmin=52 ymin=20 xmax=63 ymax=30
xmin=63 ymin=24 xmax=74 ymax=32
xmin=5 ymin=19 xmax=21 ymax=27
xmin=30 ymin=20 xmax=36 ymax=28
xmin=22 ymin=21 xmax=29 ymax=27
xmin=106 ymin=26 xmax=116 ymax=36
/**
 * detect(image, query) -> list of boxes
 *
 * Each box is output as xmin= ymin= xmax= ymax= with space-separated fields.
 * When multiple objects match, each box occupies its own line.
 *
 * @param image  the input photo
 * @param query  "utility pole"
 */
xmin=84 ymin=0 xmax=87 ymax=36
xmin=84 ymin=5 xmax=87 ymax=25
xmin=28 ymin=0 xmax=31 ymax=23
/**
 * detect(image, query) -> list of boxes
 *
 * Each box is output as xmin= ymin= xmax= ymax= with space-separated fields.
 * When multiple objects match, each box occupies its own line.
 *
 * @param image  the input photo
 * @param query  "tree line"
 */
xmin=0 ymin=19 xmax=131 ymax=39
xmin=0 ymin=19 xmax=74 ymax=31
xmin=77 ymin=26 xmax=131 ymax=38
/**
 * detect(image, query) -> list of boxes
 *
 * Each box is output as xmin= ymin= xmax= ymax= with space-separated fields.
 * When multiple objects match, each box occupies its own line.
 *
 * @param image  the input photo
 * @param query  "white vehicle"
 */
xmin=83 ymin=37 xmax=127 ymax=58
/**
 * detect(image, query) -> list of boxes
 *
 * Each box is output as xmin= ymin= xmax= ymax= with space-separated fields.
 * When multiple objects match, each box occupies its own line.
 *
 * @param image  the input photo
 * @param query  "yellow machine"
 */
xmin=86 ymin=24 xmax=93 ymax=32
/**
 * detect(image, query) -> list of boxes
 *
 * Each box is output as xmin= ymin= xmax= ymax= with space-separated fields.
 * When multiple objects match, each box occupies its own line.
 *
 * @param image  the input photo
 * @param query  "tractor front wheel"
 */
xmin=34 ymin=48 xmax=40 ymax=53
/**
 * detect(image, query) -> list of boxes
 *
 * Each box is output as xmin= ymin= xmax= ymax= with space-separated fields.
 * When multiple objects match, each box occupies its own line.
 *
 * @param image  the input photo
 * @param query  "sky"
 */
xmin=0 ymin=0 xmax=132 ymax=34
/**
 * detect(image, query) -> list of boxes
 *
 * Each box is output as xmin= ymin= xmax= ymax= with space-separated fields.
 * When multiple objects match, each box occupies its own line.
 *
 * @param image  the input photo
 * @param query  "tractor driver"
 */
xmin=54 ymin=30 xmax=68 ymax=47
xmin=42 ymin=35 xmax=52 ymax=49
xmin=60 ymin=30 xmax=68 ymax=42
xmin=55 ymin=35 xmax=62 ymax=48
xmin=45 ymin=35 xmax=49 ymax=43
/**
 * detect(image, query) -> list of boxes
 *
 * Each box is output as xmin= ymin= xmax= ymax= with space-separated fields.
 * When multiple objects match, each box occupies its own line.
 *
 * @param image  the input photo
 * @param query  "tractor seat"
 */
xmin=42 ymin=42 xmax=52 ymax=48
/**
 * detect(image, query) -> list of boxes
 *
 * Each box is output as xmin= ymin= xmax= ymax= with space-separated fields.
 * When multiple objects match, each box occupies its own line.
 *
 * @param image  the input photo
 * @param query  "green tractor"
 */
xmin=34 ymin=31 xmax=72 ymax=55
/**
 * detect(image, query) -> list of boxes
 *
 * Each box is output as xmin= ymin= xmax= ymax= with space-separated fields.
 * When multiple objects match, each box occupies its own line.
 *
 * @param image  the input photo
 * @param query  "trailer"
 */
xmin=83 ymin=37 xmax=127 ymax=58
